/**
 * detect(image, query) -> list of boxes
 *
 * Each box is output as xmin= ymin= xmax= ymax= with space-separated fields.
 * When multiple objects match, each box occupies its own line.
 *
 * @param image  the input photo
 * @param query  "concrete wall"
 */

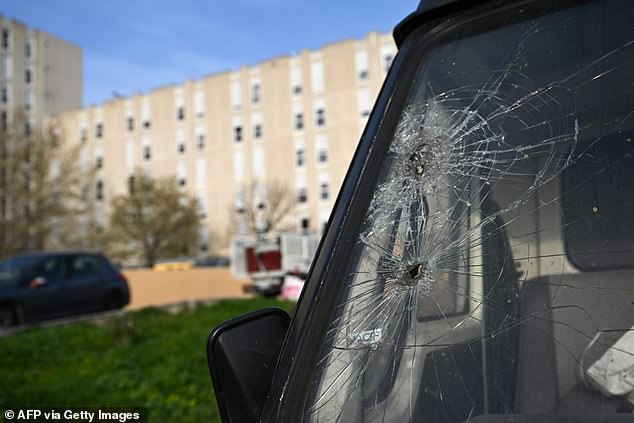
xmin=123 ymin=267 xmax=248 ymax=310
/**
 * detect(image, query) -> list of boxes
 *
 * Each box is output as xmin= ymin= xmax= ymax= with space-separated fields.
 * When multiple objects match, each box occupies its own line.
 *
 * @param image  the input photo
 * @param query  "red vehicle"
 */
xmin=230 ymin=233 xmax=318 ymax=296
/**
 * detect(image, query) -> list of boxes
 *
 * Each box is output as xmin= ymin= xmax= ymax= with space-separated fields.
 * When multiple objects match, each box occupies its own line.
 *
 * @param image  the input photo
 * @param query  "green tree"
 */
xmin=0 ymin=112 xmax=87 ymax=257
xmin=106 ymin=171 xmax=201 ymax=267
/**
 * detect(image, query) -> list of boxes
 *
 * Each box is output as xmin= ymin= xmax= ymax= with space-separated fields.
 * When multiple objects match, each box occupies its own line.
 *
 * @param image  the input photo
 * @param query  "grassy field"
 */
xmin=0 ymin=298 xmax=296 ymax=422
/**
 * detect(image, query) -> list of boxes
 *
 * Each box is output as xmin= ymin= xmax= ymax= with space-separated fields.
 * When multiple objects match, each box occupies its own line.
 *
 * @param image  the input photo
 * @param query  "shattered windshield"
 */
xmin=304 ymin=1 xmax=634 ymax=421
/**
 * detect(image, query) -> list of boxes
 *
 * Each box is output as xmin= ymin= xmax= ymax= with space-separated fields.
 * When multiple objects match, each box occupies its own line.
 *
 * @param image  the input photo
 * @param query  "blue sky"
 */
xmin=1 ymin=1 xmax=417 ymax=107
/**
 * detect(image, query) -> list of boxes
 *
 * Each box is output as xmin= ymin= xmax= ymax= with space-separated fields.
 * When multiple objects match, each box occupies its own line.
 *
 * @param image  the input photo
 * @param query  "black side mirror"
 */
xmin=207 ymin=307 xmax=290 ymax=423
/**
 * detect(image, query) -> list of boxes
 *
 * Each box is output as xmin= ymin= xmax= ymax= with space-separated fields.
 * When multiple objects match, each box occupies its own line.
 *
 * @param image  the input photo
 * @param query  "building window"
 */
xmin=176 ymin=106 xmax=185 ymax=121
xmin=52 ymin=132 xmax=60 ymax=148
xmin=294 ymin=113 xmax=304 ymax=130
xmin=291 ymin=64 xmax=303 ymax=95
xmin=253 ymin=124 xmax=262 ymax=139
xmin=300 ymin=217 xmax=310 ymax=232
xmin=252 ymin=146 xmax=265 ymax=178
xmin=297 ymin=187 xmax=308 ymax=203
xmin=311 ymin=61 xmax=324 ymax=94
xmin=2 ymin=55 xmax=12 ymax=78
xmin=141 ymin=99 xmax=151 ymax=129
xmin=197 ymin=134 xmax=205 ymax=150
xmin=296 ymin=149 xmax=305 ymax=167
xmin=24 ymin=122 xmax=31 ymax=136
xmin=194 ymin=91 xmax=205 ymax=118
xmin=316 ymin=135 xmax=328 ymax=164
xmin=143 ymin=145 xmax=151 ymax=161
xmin=178 ymin=142 xmax=185 ymax=154
xmin=96 ymin=156 xmax=103 ymax=170
xmin=127 ymin=117 xmax=134 ymax=132
xmin=384 ymin=54 xmax=394 ymax=73
xmin=356 ymin=49 xmax=369 ymax=81
xmin=234 ymin=126 xmax=242 ymax=143
xmin=127 ymin=175 xmax=135 ymax=194
xmin=95 ymin=180 xmax=103 ymax=201
xmin=25 ymin=69 xmax=32 ymax=84
xmin=95 ymin=123 xmax=103 ymax=139
xmin=26 ymin=90 xmax=34 ymax=112
xmin=0 ymin=111 xmax=6 ymax=131
xmin=233 ymin=151 xmax=245 ymax=182
xmin=196 ymin=158 xmax=207 ymax=188
xmin=79 ymin=184 xmax=88 ymax=201
xmin=25 ymin=41 xmax=32 ymax=58
xmin=320 ymin=182 xmax=330 ymax=200
xmin=358 ymin=88 xmax=371 ymax=118
xmin=177 ymin=160 xmax=187 ymax=187
xmin=1 ymin=29 xmax=8 ymax=49
xmin=230 ymin=79 xmax=241 ymax=110
xmin=125 ymin=140 xmax=134 ymax=168
xmin=1 ymin=86 xmax=6 ymax=104
xmin=251 ymin=83 xmax=260 ymax=104
xmin=316 ymin=109 xmax=325 ymax=127
xmin=321 ymin=220 xmax=328 ymax=234
xmin=80 ymin=128 xmax=87 ymax=143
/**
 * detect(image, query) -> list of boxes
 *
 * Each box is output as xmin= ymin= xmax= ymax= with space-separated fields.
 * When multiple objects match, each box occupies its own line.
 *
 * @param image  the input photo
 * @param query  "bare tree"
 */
xmin=0 ymin=112 xmax=87 ymax=258
xmin=233 ymin=180 xmax=296 ymax=239
xmin=105 ymin=171 xmax=202 ymax=267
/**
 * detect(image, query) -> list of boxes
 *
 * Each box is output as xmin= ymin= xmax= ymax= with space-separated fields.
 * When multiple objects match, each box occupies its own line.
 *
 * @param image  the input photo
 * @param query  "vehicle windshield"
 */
xmin=304 ymin=1 xmax=634 ymax=421
xmin=0 ymin=256 xmax=39 ymax=284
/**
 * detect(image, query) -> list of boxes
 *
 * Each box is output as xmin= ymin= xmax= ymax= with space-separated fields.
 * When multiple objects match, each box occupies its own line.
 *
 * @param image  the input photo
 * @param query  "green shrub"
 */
xmin=0 ymin=298 xmax=296 ymax=422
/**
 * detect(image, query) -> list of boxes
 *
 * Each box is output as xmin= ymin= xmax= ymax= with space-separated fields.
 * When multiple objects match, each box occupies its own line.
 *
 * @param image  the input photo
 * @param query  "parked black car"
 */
xmin=208 ymin=0 xmax=634 ymax=422
xmin=0 ymin=251 xmax=129 ymax=327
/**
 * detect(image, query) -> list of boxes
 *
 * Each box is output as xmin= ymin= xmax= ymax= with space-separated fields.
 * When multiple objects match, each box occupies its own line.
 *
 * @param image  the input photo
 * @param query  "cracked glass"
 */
xmin=303 ymin=1 xmax=634 ymax=421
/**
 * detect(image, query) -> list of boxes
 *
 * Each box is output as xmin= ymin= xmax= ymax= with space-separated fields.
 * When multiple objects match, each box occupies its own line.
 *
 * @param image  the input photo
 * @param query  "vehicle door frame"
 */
xmin=62 ymin=253 xmax=108 ymax=315
xmin=18 ymin=255 xmax=68 ymax=322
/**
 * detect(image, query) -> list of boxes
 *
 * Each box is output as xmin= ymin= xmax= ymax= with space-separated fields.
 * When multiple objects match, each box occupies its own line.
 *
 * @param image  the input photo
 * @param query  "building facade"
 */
xmin=0 ymin=15 xmax=82 ymax=131
xmin=55 ymin=32 xmax=395 ymax=255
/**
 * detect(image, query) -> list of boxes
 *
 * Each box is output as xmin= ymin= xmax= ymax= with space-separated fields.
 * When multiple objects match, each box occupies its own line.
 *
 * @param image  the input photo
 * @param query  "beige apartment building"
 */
xmin=55 ymin=32 xmax=395 ymax=255
xmin=0 ymin=15 xmax=82 ymax=131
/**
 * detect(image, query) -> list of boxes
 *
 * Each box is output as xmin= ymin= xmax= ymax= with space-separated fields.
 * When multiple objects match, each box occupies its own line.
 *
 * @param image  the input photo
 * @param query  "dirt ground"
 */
xmin=123 ymin=267 xmax=249 ymax=310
